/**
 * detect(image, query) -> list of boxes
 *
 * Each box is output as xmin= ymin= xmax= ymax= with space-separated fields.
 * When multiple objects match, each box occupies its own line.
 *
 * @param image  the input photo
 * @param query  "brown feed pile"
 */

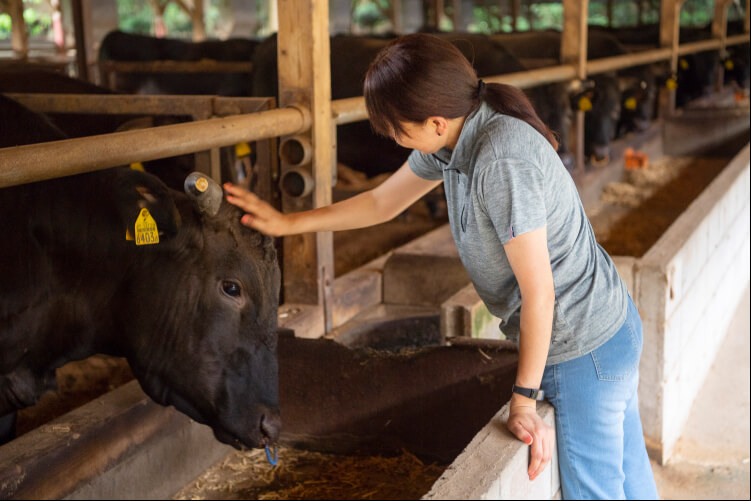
xmin=173 ymin=446 xmax=447 ymax=500
xmin=588 ymin=155 xmax=729 ymax=257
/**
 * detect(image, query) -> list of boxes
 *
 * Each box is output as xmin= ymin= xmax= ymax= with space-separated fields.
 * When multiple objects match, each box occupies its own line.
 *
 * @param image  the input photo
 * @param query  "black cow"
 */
xmin=492 ymin=30 xmax=659 ymax=163
xmin=0 ymin=94 xmax=281 ymax=450
xmin=98 ymin=30 xmax=259 ymax=96
xmin=594 ymin=24 xmax=725 ymax=108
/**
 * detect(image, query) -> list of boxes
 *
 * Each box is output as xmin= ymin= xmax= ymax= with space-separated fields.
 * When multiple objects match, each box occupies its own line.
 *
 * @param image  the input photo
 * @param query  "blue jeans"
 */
xmin=541 ymin=297 xmax=659 ymax=500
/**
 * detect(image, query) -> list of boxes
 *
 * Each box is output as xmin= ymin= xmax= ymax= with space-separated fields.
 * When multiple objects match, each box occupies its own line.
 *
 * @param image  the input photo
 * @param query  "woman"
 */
xmin=225 ymin=33 xmax=658 ymax=500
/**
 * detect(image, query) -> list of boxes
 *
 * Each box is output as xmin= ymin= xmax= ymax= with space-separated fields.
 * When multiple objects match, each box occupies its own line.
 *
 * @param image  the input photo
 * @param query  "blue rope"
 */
xmin=265 ymin=444 xmax=278 ymax=466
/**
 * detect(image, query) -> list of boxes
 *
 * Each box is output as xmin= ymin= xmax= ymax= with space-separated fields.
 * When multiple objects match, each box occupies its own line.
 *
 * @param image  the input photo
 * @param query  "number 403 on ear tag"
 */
xmin=135 ymin=208 xmax=159 ymax=246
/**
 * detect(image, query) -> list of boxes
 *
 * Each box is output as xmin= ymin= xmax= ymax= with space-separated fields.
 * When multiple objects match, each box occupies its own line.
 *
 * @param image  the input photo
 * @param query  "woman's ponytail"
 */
xmin=480 ymin=80 xmax=559 ymax=151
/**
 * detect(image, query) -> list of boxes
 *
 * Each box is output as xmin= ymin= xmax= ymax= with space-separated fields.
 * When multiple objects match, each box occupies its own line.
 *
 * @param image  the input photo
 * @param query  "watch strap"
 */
xmin=512 ymin=384 xmax=545 ymax=401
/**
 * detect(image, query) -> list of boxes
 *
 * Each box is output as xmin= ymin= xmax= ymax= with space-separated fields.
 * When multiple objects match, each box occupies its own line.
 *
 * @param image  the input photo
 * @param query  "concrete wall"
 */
xmin=424 ymin=401 xmax=559 ymax=500
xmin=613 ymin=144 xmax=751 ymax=463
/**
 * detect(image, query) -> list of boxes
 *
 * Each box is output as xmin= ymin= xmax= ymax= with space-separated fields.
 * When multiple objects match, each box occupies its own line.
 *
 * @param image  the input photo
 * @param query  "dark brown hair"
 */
xmin=364 ymin=33 xmax=558 ymax=150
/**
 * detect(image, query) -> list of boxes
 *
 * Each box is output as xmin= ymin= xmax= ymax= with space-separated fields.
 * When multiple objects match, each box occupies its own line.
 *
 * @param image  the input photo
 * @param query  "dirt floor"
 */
xmin=173 ymin=447 xmax=447 ymax=500
xmin=587 ymin=154 xmax=730 ymax=257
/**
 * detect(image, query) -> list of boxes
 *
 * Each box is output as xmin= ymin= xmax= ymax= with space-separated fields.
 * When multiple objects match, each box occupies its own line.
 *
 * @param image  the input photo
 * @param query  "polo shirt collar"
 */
xmin=430 ymin=101 xmax=492 ymax=175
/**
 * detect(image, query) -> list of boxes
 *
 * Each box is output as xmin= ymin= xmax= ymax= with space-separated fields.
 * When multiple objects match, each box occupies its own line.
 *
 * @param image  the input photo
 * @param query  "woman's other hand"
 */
xmin=224 ymin=183 xmax=290 ymax=236
xmin=507 ymin=398 xmax=555 ymax=482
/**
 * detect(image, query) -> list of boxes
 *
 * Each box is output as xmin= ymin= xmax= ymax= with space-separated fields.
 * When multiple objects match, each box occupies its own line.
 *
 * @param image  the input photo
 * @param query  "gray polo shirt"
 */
xmin=408 ymin=102 xmax=628 ymax=365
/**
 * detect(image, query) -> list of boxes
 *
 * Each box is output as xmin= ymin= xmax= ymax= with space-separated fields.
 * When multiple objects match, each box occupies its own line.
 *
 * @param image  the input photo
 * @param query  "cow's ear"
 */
xmin=114 ymin=168 xmax=181 ymax=244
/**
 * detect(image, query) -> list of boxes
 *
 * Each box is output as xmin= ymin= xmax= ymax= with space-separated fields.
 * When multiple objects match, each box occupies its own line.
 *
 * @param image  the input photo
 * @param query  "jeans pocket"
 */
xmin=590 ymin=313 xmax=641 ymax=382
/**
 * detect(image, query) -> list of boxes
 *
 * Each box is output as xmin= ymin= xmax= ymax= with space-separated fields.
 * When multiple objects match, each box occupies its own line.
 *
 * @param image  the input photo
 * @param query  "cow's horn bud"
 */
xmin=184 ymin=172 xmax=222 ymax=216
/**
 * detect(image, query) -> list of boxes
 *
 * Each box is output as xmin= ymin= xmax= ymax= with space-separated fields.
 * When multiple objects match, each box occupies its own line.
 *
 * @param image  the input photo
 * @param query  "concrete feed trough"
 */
xmin=612 ymin=143 xmax=750 ymax=464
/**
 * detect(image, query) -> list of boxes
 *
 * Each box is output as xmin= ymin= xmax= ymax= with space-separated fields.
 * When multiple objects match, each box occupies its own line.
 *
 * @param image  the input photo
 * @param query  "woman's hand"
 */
xmin=224 ymin=183 xmax=291 ymax=236
xmin=507 ymin=398 xmax=555 ymax=482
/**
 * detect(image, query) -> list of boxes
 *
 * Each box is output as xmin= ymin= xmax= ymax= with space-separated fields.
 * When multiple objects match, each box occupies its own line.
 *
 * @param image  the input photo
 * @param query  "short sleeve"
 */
xmin=407 ymin=149 xmax=444 ymax=181
xmin=478 ymin=159 xmax=547 ymax=245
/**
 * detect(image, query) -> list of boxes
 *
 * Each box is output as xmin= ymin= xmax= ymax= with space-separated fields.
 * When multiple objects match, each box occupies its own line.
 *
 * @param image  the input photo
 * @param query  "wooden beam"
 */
xmin=511 ymin=0 xmax=519 ymax=30
xmin=659 ymin=0 xmax=685 ymax=116
xmin=561 ymin=0 xmax=587 ymax=171
xmin=277 ymin=0 xmax=335 ymax=333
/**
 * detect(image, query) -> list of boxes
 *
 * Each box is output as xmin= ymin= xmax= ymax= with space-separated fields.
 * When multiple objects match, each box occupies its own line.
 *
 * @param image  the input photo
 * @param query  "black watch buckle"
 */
xmin=512 ymin=384 xmax=545 ymax=401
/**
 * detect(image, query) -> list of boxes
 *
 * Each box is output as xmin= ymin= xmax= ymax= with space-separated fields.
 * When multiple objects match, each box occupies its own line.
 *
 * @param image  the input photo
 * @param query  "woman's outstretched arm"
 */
xmin=224 ymin=161 xmax=442 ymax=236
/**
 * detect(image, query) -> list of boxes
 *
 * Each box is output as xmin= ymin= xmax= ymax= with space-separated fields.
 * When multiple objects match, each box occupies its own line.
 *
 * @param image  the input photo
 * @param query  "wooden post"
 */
xmin=70 ymin=0 xmax=89 ymax=81
xmin=452 ymin=0 xmax=461 ymax=31
xmin=713 ymin=0 xmax=733 ymax=92
xmin=7 ymin=0 xmax=28 ymax=58
xmin=277 ymin=0 xmax=335 ymax=333
xmin=746 ymin=0 xmax=750 ymax=33
xmin=561 ymin=0 xmax=588 ymax=171
xmin=436 ymin=0 xmax=445 ymax=29
xmin=607 ymin=0 xmax=614 ymax=27
xmin=391 ymin=0 xmax=403 ymax=33
xmin=511 ymin=0 xmax=519 ymax=31
xmin=659 ymin=0 xmax=685 ymax=116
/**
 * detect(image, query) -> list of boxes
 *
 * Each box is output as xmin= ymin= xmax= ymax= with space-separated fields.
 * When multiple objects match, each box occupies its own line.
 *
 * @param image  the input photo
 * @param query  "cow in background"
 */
xmin=492 ymin=30 xmax=659 ymax=164
xmin=98 ymin=30 xmax=259 ymax=96
xmin=0 ymin=94 xmax=281 ymax=450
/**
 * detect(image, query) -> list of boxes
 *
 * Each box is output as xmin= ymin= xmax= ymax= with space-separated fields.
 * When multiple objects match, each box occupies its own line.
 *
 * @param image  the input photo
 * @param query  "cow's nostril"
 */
xmin=259 ymin=410 xmax=282 ymax=444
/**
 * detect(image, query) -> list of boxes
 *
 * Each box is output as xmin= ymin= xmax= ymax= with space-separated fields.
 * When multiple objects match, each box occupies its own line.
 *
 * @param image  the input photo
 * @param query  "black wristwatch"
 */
xmin=512 ymin=384 xmax=545 ymax=401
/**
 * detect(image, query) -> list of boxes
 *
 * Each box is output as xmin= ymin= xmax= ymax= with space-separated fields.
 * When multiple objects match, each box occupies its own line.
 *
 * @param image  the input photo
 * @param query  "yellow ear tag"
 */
xmin=725 ymin=60 xmax=734 ymax=70
xmin=134 ymin=208 xmax=159 ymax=246
xmin=235 ymin=142 xmax=251 ymax=157
xmin=666 ymin=78 xmax=678 ymax=91
xmin=624 ymin=97 xmax=637 ymax=110
xmin=130 ymin=162 xmax=145 ymax=172
xmin=679 ymin=58 xmax=689 ymax=70
xmin=578 ymin=96 xmax=593 ymax=112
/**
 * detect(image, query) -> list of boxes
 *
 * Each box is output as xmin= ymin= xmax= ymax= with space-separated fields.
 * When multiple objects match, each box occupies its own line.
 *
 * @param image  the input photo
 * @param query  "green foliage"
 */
xmin=0 ymin=0 xmax=52 ymax=39
xmin=0 ymin=14 xmax=11 ymax=37
xmin=117 ymin=0 xmax=153 ymax=34
xmin=116 ymin=0 xmax=230 ymax=38
xmin=352 ymin=0 xmax=389 ymax=31
xmin=680 ymin=0 xmax=714 ymax=27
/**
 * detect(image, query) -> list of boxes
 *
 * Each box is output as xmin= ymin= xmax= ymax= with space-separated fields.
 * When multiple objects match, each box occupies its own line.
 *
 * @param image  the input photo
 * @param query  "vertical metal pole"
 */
xmin=561 ymin=0 xmax=588 ymax=171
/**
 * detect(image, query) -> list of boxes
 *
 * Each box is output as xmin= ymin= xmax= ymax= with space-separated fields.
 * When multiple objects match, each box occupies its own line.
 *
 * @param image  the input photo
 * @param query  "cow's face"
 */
xmin=618 ymin=70 xmax=657 ymax=133
xmin=584 ymin=74 xmax=621 ymax=165
xmin=114 ymin=176 xmax=281 ymax=450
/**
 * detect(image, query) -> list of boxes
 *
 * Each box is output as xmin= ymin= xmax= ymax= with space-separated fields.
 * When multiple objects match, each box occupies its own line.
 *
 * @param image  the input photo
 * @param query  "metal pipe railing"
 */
xmin=2 ymin=33 xmax=748 ymax=188
xmin=5 ymin=94 xmax=273 ymax=119
xmin=587 ymin=48 xmax=673 ymax=75
xmin=0 ymin=106 xmax=310 ymax=188
xmin=332 ymin=33 xmax=749 ymax=126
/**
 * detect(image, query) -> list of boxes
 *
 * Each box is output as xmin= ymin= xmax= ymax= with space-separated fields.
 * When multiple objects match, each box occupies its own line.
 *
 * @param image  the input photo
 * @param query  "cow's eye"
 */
xmin=222 ymin=281 xmax=242 ymax=298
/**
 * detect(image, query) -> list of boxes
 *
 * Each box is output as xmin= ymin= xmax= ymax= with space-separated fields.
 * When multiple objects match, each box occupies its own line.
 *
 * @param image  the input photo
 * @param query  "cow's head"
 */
xmin=617 ymin=67 xmax=657 ymax=134
xmin=582 ymin=74 xmax=621 ymax=166
xmin=112 ymin=169 xmax=281 ymax=450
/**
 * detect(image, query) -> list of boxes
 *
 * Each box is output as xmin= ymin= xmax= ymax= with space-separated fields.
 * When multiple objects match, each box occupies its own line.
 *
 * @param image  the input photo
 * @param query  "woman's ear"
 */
xmin=428 ymin=116 xmax=447 ymax=136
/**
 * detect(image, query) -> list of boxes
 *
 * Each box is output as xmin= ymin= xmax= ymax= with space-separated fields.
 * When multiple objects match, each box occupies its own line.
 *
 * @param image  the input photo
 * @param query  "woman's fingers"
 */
xmin=509 ymin=410 xmax=554 ymax=481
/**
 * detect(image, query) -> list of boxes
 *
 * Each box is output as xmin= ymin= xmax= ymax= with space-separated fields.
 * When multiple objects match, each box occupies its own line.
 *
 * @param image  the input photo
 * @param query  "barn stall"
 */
xmin=1 ymin=0 xmax=750 ymax=499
